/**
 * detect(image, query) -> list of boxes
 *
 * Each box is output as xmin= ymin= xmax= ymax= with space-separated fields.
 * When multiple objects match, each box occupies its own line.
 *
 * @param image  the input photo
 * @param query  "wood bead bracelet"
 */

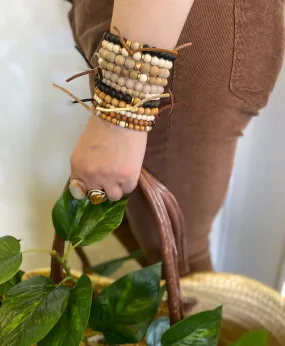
xmin=96 ymin=81 xmax=160 ymax=108
xmin=94 ymin=109 xmax=153 ymax=132
xmin=103 ymin=32 xmax=177 ymax=62
xmin=102 ymin=78 xmax=162 ymax=101
xmin=94 ymin=90 xmax=158 ymax=119
xmin=93 ymin=101 xmax=155 ymax=125
xmin=100 ymin=43 xmax=173 ymax=70
xmin=98 ymin=58 xmax=169 ymax=85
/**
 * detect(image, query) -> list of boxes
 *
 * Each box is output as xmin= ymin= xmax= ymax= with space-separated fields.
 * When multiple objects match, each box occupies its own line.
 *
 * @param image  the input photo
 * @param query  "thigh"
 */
xmin=127 ymin=0 xmax=284 ymax=273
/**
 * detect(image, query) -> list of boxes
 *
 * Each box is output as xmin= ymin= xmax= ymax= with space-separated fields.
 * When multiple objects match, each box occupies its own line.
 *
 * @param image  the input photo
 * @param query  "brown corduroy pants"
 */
xmin=68 ymin=0 xmax=284 ymax=275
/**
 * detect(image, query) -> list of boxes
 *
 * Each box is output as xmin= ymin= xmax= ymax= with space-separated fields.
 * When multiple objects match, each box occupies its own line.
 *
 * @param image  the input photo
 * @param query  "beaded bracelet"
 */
xmin=102 ymin=78 xmax=162 ymax=101
xmin=99 ymin=58 xmax=169 ymax=85
xmin=101 ymin=71 xmax=164 ymax=95
xmin=96 ymin=81 xmax=160 ymax=108
xmin=94 ymin=90 xmax=158 ymax=118
xmin=94 ymin=109 xmax=153 ymax=132
xmin=103 ymin=32 xmax=177 ymax=62
xmin=98 ymin=51 xmax=170 ymax=80
xmin=100 ymin=44 xmax=173 ymax=71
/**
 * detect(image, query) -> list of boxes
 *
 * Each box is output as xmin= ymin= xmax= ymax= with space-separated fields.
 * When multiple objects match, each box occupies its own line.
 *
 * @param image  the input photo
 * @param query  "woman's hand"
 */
xmin=70 ymin=115 xmax=147 ymax=201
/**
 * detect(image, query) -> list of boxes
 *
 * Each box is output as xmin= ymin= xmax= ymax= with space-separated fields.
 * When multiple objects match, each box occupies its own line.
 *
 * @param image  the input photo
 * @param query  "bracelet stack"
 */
xmin=93 ymin=31 xmax=177 ymax=132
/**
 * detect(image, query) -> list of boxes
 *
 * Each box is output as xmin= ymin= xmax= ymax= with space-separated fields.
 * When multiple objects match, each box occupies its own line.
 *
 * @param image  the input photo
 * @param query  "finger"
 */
xmin=120 ymin=177 xmax=139 ymax=195
xmin=104 ymin=184 xmax=124 ymax=201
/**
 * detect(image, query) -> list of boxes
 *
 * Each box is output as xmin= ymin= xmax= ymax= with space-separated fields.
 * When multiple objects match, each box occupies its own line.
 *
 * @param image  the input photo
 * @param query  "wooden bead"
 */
xmin=116 ymin=114 xmax=121 ymax=120
xmin=161 ymin=79 xmax=168 ymax=87
xmin=131 ymin=41 xmax=140 ymax=51
xmin=107 ymin=62 xmax=115 ymax=71
xmin=115 ymin=55 xmax=125 ymax=66
xmin=121 ymin=47 xmax=129 ymax=57
xmin=126 ymin=79 xmax=134 ymax=89
xmin=101 ymin=60 xmax=108 ymax=69
xmin=156 ymin=77 xmax=163 ymax=86
xmin=96 ymin=89 xmax=101 ymax=95
xmin=141 ymin=63 xmax=150 ymax=74
xmin=148 ymin=76 xmax=156 ymax=85
xmin=144 ymin=121 xmax=149 ymax=126
xmin=99 ymin=92 xmax=106 ymax=99
xmin=111 ymin=118 xmax=117 ymax=124
xmin=125 ymin=58 xmax=135 ymax=69
xmin=144 ymin=108 xmax=151 ymax=115
xmin=121 ymin=115 xmax=127 ymax=121
xmin=110 ymin=112 xmax=116 ymax=118
xmin=121 ymin=68 xmax=129 ymax=77
xmin=133 ymin=98 xmax=141 ymax=105
xmin=134 ymin=125 xmax=140 ymax=131
xmin=106 ymin=52 xmax=116 ymax=63
xmin=128 ymin=118 xmax=134 ymax=123
xmin=139 ymin=120 xmax=144 ymax=126
xmin=151 ymin=108 xmax=158 ymax=115
xmin=105 ymin=95 xmax=112 ymax=103
xmin=106 ymin=116 xmax=112 ymax=122
xmin=101 ymin=113 xmax=107 ymax=120
xmin=128 ymin=123 xmax=134 ymax=129
xmin=114 ymin=65 xmax=121 ymax=74
xmin=133 ymin=119 xmax=139 ymax=125
xmin=150 ymin=66 xmax=160 ymax=77
xmin=112 ymin=98 xmax=119 ymax=106
xmin=102 ymin=102 xmax=107 ymax=107
xmin=119 ymin=101 xmax=126 ymax=108
xmin=138 ymin=107 xmax=144 ymax=115
xmin=130 ymin=71 xmax=138 ymax=80
xmin=143 ymin=54 xmax=152 ymax=63
xmin=139 ymin=126 xmax=145 ymax=131
xmin=151 ymin=56 xmax=159 ymax=66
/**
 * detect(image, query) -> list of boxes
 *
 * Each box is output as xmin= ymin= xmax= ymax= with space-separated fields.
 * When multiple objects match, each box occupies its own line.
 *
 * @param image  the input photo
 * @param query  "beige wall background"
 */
xmin=0 ymin=0 xmax=140 ymax=276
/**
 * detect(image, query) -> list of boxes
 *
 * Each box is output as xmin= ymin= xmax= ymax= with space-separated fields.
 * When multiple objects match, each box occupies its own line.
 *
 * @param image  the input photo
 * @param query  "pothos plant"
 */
xmin=0 ymin=188 xmax=267 ymax=346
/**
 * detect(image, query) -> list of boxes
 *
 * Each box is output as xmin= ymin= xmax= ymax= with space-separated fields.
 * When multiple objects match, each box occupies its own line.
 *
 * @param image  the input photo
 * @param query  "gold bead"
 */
xmin=126 ymin=40 xmax=132 ymax=47
xmin=137 ymin=73 xmax=141 ymax=81
xmin=134 ymin=62 xmax=142 ymax=71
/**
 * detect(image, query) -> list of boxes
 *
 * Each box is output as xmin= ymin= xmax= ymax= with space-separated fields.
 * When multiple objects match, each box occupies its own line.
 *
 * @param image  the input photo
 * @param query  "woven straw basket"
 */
xmin=24 ymin=268 xmax=285 ymax=346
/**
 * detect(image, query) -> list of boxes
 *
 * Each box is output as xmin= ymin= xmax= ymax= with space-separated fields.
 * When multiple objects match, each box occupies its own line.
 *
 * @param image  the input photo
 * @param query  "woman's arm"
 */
xmin=70 ymin=1 xmax=195 ymax=201
xmin=111 ymin=0 xmax=195 ymax=49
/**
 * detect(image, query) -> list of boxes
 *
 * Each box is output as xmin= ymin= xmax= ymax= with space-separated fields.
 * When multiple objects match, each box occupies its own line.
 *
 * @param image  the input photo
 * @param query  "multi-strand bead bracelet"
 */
xmin=53 ymin=29 xmax=180 ymax=133
xmin=88 ymin=31 xmax=179 ymax=132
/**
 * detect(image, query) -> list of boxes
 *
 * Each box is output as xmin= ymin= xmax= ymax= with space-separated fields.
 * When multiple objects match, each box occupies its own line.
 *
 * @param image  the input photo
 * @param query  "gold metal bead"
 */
xmin=137 ymin=73 xmax=141 ymax=81
xmin=126 ymin=40 xmax=132 ymax=47
xmin=106 ymin=104 xmax=111 ymax=108
xmin=134 ymin=62 xmax=142 ymax=71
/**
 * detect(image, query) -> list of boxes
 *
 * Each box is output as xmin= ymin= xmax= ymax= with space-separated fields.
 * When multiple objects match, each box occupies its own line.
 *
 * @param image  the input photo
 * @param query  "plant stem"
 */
xmin=64 ymin=239 xmax=83 ymax=260
xmin=62 ymin=258 xmax=77 ymax=284
xmin=21 ymin=249 xmax=58 ymax=256
xmin=58 ymin=276 xmax=73 ymax=286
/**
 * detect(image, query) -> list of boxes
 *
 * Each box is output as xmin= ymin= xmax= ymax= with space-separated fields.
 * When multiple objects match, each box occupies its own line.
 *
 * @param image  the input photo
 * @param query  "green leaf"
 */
xmin=38 ymin=274 xmax=93 ymax=346
xmin=52 ymin=189 xmax=128 ymax=244
xmin=0 ymin=270 xmax=23 ymax=296
xmin=89 ymin=263 xmax=162 ymax=344
xmin=147 ymin=317 xmax=170 ymax=346
xmin=0 ymin=236 xmax=22 ymax=285
xmin=231 ymin=331 xmax=267 ymax=346
xmin=52 ymin=189 xmax=81 ymax=240
xmin=90 ymin=250 xmax=142 ymax=276
xmin=161 ymin=306 xmax=222 ymax=346
xmin=0 ymin=276 xmax=70 ymax=346
xmin=72 ymin=198 xmax=128 ymax=245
